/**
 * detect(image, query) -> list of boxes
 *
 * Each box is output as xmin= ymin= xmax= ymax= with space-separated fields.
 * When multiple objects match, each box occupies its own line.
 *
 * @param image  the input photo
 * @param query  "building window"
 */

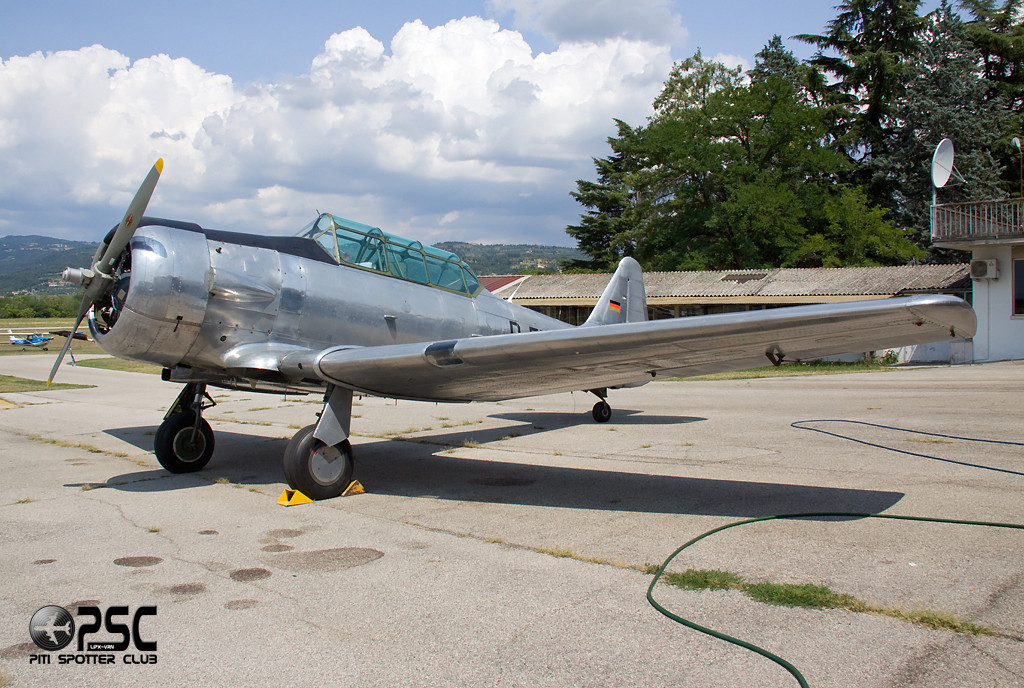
xmin=1015 ymin=252 xmax=1024 ymax=316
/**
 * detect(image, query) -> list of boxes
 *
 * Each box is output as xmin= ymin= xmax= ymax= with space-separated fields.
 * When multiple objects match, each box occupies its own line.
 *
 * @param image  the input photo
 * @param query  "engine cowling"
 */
xmin=90 ymin=225 xmax=212 ymax=369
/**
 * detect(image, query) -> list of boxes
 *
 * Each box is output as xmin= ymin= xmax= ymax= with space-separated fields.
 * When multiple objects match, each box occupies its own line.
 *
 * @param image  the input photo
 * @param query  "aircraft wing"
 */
xmin=304 ymin=294 xmax=975 ymax=402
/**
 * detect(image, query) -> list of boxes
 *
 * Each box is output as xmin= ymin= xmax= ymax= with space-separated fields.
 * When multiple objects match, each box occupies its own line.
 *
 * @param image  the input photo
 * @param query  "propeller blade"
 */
xmin=96 ymin=158 xmax=163 ymax=274
xmin=47 ymin=298 xmax=92 ymax=385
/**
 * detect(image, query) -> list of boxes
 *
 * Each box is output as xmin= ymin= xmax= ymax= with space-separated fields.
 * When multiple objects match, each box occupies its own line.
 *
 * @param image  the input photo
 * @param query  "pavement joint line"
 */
xmin=4 ymin=426 xmax=153 ymax=468
xmin=399 ymin=518 xmax=648 ymax=573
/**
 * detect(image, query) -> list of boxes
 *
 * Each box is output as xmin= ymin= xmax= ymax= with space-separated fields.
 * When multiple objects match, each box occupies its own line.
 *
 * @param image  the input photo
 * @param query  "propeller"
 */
xmin=48 ymin=159 xmax=163 ymax=384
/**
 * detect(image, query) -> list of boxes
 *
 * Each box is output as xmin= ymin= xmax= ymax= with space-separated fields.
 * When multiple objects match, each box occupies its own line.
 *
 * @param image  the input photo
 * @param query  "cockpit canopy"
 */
xmin=298 ymin=213 xmax=482 ymax=296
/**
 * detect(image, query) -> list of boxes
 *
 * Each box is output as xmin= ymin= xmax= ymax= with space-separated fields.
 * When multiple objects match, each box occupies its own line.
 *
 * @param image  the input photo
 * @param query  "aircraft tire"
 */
xmin=154 ymin=411 xmax=214 ymax=473
xmin=283 ymin=425 xmax=354 ymax=500
xmin=592 ymin=400 xmax=612 ymax=423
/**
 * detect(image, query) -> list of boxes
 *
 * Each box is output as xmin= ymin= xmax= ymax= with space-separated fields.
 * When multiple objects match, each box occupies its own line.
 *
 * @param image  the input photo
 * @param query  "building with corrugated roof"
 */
xmin=482 ymin=264 xmax=971 ymax=323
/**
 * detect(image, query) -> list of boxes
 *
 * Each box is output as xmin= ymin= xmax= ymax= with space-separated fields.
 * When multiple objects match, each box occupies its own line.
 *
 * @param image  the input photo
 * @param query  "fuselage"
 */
xmin=90 ymin=217 xmax=571 ymax=392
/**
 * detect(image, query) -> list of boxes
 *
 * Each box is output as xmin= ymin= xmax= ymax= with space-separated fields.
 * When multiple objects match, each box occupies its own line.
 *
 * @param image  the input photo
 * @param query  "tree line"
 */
xmin=566 ymin=0 xmax=1023 ymax=271
xmin=0 ymin=295 xmax=80 ymax=319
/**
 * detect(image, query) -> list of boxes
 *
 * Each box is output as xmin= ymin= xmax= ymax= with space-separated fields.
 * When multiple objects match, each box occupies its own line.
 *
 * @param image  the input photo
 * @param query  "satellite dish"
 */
xmin=931 ymin=138 xmax=955 ymax=188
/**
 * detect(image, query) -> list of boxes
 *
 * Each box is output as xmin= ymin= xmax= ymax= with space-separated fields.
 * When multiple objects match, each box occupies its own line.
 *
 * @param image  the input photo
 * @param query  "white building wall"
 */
xmin=970 ymin=245 xmax=1024 ymax=362
xmin=889 ymin=339 xmax=973 ymax=364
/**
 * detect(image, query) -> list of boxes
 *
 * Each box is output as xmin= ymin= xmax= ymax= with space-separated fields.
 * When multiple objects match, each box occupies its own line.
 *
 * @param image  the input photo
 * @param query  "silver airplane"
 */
xmin=49 ymin=161 xmax=977 ymax=499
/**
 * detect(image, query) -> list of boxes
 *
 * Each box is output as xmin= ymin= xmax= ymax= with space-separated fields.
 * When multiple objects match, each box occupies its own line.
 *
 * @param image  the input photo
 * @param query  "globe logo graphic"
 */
xmin=30 ymin=606 xmax=75 ymax=651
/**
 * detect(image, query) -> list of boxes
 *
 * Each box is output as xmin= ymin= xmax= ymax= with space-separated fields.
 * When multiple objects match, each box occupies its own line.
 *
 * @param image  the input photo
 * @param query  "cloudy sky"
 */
xmin=1 ymin=0 xmax=940 ymax=247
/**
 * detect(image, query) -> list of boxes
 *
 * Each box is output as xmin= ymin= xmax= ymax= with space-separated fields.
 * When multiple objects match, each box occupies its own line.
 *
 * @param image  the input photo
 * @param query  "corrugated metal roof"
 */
xmin=486 ymin=264 xmax=970 ymax=300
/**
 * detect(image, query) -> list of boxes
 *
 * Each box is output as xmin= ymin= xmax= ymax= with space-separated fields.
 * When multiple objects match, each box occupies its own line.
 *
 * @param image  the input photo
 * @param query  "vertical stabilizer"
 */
xmin=583 ymin=257 xmax=648 ymax=326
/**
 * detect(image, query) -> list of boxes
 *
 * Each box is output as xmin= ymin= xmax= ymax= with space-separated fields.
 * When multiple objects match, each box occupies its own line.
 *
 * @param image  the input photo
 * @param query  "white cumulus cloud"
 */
xmin=0 ymin=17 xmax=672 ymax=245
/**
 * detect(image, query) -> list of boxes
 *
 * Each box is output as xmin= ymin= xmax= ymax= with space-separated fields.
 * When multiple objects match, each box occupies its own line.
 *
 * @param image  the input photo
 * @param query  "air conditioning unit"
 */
xmin=970 ymin=259 xmax=999 ymax=280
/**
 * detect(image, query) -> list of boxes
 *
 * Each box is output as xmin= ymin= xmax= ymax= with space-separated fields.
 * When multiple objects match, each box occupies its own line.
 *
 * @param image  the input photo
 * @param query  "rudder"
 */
xmin=583 ymin=257 xmax=648 ymax=326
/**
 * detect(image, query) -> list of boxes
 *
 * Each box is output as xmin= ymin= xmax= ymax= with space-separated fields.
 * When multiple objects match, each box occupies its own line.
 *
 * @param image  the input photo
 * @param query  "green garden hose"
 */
xmin=646 ymin=512 xmax=1024 ymax=688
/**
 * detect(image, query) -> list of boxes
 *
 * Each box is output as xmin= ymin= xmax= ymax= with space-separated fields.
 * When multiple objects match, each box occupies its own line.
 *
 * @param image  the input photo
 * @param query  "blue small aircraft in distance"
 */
xmin=7 ymin=330 xmax=54 ymax=350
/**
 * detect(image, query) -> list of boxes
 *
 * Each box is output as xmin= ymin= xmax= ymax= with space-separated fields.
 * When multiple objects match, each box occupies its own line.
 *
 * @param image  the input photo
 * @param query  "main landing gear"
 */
xmin=153 ymin=383 xmax=356 ymax=501
xmin=283 ymin=385 xmax=355 ymax=500
xmin=154 ymin=381 xmax=604 ymax=499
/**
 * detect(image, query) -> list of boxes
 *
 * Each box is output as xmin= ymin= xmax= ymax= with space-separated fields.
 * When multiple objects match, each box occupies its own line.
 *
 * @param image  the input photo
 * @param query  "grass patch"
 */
xmin=0 ymin=374 xmax=92 ymax=393
xmin=674 ymin=359 xmax=897 ymax=382
xmin=75 ymin=357 xmax=162 ymax=374
xmin=662 ymin=568 xmax=744 ymax=591
xmin=658 ymin=568 xmax=997 ymax=636
xmin=744 ymin=581 xmax=867 ymax=611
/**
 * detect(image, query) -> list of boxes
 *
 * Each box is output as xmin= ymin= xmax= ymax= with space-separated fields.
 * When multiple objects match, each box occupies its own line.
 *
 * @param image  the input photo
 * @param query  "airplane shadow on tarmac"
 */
xmin=96 ymin=419 xmax=903 ymax=518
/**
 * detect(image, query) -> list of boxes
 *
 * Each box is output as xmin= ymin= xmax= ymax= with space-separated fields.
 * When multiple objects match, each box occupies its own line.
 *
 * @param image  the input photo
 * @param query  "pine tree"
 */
xmin=795 ymin=0 xmax=927 ymax=203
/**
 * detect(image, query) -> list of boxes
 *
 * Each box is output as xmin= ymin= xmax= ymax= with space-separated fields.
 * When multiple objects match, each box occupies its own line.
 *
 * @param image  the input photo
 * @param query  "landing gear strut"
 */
xmin=154 ymin=383 xmax=215 ymax=473
xmin=283 ymin=385 xmax=355 ymax=500
xmin=590 ymin=388 xmax=611 ymax=423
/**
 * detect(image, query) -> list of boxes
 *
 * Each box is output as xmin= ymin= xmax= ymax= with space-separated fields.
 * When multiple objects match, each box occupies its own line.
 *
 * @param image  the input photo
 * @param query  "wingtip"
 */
xmin=154 ymin=158 xmax=164 ymax=174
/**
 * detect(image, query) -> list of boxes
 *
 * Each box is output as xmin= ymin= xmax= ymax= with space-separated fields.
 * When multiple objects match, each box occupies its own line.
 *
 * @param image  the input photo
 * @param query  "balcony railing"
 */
xmin=931 ymin=197 xmax=1024 ymax=245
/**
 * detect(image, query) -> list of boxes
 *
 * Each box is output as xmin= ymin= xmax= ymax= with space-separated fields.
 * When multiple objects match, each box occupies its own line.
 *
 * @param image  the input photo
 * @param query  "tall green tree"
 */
xmin=567 ymin=44 xmax=923 ymax=271
xmin=961 ymin=0 xmax=1024 ymax=110
xmin=795 ymin=0 xmax=926 ymax=203
xmin=565 ymin=120 xmax=645 ymax=271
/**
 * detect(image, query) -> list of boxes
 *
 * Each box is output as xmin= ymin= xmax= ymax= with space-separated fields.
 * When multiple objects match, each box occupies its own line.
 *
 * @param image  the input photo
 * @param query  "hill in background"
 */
xmin=0 ymin=235 xmax=582 ymax=295
xmin=435 ymin=242 xmax=583 ymax=275
xmin=0 ymin=236 xmax=97 ymax=295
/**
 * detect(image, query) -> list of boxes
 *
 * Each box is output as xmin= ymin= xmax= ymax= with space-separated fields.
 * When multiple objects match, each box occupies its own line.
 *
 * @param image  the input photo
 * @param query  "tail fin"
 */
xmin=583 ymin=257 xmax=648 ymax=326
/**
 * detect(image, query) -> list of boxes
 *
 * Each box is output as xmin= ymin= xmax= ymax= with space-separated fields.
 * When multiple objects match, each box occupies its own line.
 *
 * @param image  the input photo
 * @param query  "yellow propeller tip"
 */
xmin=155 ymin=158 xmax=164 ymax=173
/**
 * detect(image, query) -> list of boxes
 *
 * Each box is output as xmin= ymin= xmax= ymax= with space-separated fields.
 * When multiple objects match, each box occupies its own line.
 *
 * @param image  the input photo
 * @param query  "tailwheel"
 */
xmin=154 ymin=411 xmax=214 ymax=472
xmin=592 ymin=400 xmax=612 ymax=423
xmin=283 ymin=424 xmax=354 ymax=500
